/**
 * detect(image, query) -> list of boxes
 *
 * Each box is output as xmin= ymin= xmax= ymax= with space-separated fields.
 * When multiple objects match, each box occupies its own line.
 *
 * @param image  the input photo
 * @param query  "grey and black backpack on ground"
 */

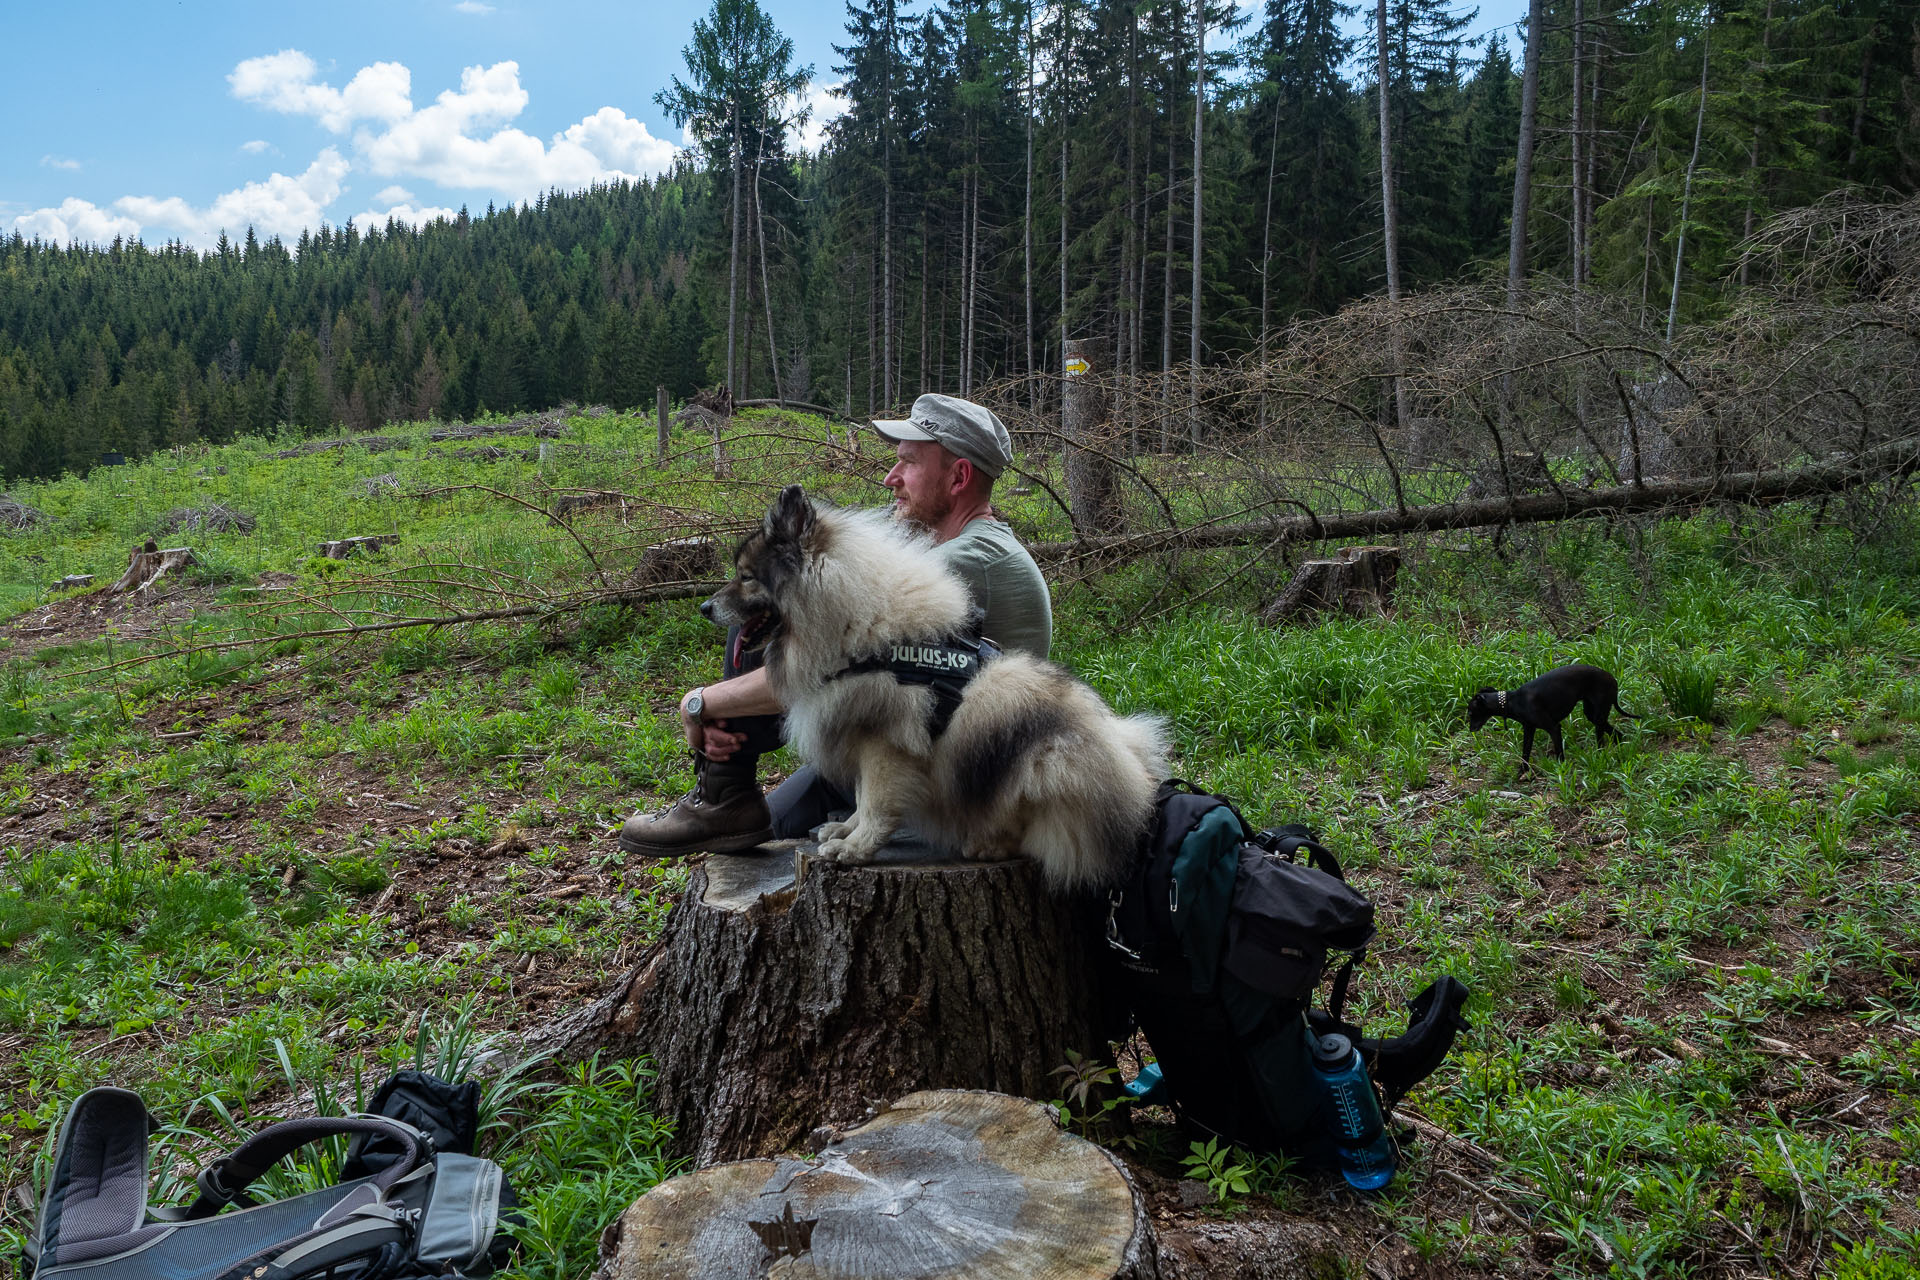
xmin=1106 ymin=779 xmax=1471 ymax=1162
xmin=28 ymin=1083 xmax=511 ymax=1279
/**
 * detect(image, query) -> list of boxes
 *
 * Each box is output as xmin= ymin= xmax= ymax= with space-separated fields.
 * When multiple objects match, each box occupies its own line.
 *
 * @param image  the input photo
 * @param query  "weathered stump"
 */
xmin=549 ymin=490 xmax=628 ymax=522
xmin=316 ymin=534 xmax=399 ymax=560
xmin=1462 ymin=449 xmax=1551 ymax=501
xmin=594 ymin=1089 xmax=1157 ymax=1280
xmin=630 ymin=536 xmax=721 ymax=588
xmin=586 ymin=839 xmax=1113 ymax=1166
xmin=108 ymin=544 xmax=200 ymax=594
xmin=1261 ymin=544 xmax=1400 ymax=626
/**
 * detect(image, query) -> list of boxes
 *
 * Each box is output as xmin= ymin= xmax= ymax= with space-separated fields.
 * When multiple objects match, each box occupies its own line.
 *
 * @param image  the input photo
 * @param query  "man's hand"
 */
xmin=679 ymin=689 xmax=748 ymax=761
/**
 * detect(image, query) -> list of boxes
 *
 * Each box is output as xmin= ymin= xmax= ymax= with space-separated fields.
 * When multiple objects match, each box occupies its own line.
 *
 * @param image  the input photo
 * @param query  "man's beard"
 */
xmin=891 ymin=487 xmax=954 ymax=532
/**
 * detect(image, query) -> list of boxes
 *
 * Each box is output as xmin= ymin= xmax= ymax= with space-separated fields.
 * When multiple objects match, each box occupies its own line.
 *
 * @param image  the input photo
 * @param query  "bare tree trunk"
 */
xmin=728 ymin=104 xmax=743 ymax=398
xmin=1188 ymin=0 xmax=1205 ymax=444
xmin=1376 ymin=0 xmax=1411 ymax=435
xmin=1160 ymin=110 xmax=1175 ymax=450
xmin=1508 ymin=0 xmax=1544 ymax=311
xmin=1738 ymin=0 xmax=1774 ymax=289
xmin=1025 ymin=0 xmax=1036 ymax=401
xmin=1059 ymin=0 xmax=1072 ymax=438
xmin=1849 ymin=24 xmax=1876 ymax=169
xmin=883 ymin=0 xmax=896 ymax=410
xmin=754 ymin=146 xmax=784 ymax=406
xmin=1259 ymin=79 xmax=1281 ymax=431
xmin=1667 ymin=32 xmax=1711 ymax=345
xmin=1064 ymin=337 xmax=1121 ymax=533
xmin=1570 ymin=0 xmax=1584 ymax=290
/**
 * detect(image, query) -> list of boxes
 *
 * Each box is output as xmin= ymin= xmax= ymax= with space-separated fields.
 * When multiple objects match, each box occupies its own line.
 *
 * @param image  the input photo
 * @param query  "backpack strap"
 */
xmin=185 ymin=1116 xmax=428 ymax=1220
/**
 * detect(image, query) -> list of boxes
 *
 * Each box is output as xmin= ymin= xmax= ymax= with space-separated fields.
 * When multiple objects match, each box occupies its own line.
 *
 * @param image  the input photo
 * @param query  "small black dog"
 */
xmin=1468 ymin=664 xmax=1637 ymax=768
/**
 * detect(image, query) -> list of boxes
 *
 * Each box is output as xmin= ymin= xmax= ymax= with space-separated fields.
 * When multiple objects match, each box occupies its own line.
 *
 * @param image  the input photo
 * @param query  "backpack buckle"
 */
xmin=1104 ymin=891 xmax=1141 ymax=960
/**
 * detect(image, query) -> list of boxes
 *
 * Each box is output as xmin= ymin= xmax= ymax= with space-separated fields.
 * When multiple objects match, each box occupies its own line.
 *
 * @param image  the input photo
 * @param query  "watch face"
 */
xmin=686 ymin=690 xmax=703 ymax=717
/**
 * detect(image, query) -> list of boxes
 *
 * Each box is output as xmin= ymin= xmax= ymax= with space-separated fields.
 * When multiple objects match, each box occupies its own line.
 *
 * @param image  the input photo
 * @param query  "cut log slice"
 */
xmin=595 ymin=1089 xmax=1157 ymax=1280
xmin=579 ymin=838 xmax=1112 ymax=1166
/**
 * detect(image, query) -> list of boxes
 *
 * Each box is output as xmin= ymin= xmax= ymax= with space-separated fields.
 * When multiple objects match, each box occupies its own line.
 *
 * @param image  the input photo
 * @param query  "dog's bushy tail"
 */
xmin=1018 ymin=708 xmax=1169 ymax=893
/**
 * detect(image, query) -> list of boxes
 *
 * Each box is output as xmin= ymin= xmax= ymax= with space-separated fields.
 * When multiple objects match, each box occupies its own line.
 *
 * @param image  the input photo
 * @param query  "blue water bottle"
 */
xmin=1311 ymin=1032 xmax=1395 ymax=1191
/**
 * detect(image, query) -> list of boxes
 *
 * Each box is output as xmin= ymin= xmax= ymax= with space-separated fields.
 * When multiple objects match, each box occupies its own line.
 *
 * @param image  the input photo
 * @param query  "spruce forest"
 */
xmin=2 ymin=0 xmax=1913 ymax=479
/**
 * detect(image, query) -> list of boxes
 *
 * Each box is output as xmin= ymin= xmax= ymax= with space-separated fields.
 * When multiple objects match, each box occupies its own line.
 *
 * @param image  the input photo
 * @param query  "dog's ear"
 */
xmin=767 ymin=484 xmax=815 ymax=543
xmin=1474 ymin=686 xmax=1496 ymax=696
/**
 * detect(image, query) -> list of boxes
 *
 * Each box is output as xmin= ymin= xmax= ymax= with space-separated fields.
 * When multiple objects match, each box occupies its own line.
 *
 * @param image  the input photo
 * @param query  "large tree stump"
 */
xmin=594 ymin=1089 xmax=1157 ymax=1280
xmin=316 ymin=534 xmax=399 ymax=560
xmin=108 ymin=543 xmax=200 ymax=594
xmin=584 ymin=839 xmax=1113 ymax=1166
xmin=1261 ymin=544 xmax=1400 ymax=626
xmin=629 ymin=536 xmax=721 ymax=588
xmin=1064 ymin=337 xmax=1124 ymax=535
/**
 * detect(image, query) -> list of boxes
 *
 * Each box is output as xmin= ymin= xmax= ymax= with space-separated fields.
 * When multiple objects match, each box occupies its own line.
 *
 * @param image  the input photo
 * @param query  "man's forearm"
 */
xmin=696 ymin=665 xmax=784 ymax=720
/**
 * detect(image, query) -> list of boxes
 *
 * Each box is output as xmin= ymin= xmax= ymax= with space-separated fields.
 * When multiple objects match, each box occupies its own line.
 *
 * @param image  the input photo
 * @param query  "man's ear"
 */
xmin=767 ymin=484 xmax=815 ymax=542
xmin=948 ymin=456 xmax=975 ymax=495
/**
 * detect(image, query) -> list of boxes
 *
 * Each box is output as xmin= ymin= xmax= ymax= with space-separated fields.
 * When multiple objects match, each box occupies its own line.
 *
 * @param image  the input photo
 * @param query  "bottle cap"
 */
xmin=1312 ymin=1033 xmax=1353 ymax=1069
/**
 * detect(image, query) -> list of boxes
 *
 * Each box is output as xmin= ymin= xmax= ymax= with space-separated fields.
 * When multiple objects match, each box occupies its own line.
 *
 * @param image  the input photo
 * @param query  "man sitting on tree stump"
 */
xmin=620 ymin=393 xmax=1053 ymax=857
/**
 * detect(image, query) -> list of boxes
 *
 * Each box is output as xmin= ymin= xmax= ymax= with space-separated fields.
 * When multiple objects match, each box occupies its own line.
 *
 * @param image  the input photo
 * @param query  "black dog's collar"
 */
xmin=1496 ymin=689 xmax=1507 ymax=710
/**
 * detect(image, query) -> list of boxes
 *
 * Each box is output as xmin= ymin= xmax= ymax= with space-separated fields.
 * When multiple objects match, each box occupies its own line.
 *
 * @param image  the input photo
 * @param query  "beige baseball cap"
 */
xmin=871 ymin=393 xmax=1014 ymax=479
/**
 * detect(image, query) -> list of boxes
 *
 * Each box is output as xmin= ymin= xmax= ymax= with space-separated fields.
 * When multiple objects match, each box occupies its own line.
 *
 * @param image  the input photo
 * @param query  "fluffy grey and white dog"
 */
xmin=705 ymin=485 xmax=1169 ymax=890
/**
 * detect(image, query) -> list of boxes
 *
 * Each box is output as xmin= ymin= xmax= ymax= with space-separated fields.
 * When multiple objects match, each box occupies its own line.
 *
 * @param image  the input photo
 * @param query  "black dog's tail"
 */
xmin=1613 ymin=696 xmax=1641 ymax=720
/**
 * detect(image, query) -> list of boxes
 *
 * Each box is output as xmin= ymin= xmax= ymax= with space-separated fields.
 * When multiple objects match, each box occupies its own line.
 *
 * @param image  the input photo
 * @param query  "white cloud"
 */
xmin=453 ymin=0 xmax=495 ymax=12
xmin=230 ymin=49 xmax=413 ymax=134
xmin=115 ymin=148 xmax=351 ymax=246
xmin=348 ymin=61 xmax=673 ymax=197
xmin=40 ymin=154 xmax=82 ymax=171
xmin=786 ymin=82 xmax=844 ymax=155
xmin=22 ymin=54 xmax=678 ymax=252
xmin=350 ymin=200 xmax=458 ymax=235
xmin=12 ymin=198 xmax=141 ymax=246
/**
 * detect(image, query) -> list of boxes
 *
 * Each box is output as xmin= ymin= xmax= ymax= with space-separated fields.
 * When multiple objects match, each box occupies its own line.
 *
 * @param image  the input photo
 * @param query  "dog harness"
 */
xmin=826 ymin=630 xmax=1002 ymax=739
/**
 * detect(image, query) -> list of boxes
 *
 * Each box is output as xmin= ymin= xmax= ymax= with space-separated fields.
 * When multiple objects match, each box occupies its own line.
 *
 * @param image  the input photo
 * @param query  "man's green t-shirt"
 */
xmin=936 ymin=516 xmax=1053 ymax=658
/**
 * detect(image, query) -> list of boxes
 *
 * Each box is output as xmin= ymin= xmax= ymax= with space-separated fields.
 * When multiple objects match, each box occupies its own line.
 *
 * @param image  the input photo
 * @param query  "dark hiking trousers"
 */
xmin=721 ymin=626 xmax=854 ymax=839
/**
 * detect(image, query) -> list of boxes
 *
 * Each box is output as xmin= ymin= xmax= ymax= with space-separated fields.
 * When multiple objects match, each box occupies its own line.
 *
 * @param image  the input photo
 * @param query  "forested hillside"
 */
xmin=1 ymin=0 xmax=1913 ymax=481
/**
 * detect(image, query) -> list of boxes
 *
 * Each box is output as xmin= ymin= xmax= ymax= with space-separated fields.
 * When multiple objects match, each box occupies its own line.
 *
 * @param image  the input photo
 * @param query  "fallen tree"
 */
xmin=1027 ymin=437 xmax=1920 ymax=564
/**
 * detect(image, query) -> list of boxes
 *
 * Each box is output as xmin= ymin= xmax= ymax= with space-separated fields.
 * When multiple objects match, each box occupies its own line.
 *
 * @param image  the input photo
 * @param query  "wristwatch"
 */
xmin=682 ymin=687 xmax=705 ymax=720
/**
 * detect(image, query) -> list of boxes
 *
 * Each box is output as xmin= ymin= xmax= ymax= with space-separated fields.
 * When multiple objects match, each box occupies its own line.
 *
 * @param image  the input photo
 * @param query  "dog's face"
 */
xmin=702 ymin=485 xmax=816 ymax=656
xmin=1467 ymin=688 xmax=1499 ymax=730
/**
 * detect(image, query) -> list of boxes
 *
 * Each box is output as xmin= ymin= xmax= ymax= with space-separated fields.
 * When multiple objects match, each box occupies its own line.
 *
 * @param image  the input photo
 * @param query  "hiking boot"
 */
xmin=618 ymin=754 xmax=774 ymax=857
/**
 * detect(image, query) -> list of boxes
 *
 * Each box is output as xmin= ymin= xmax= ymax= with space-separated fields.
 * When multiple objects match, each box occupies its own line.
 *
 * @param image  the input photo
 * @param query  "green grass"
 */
xmin=2 ymin=416 xmax=1918 ymax=1275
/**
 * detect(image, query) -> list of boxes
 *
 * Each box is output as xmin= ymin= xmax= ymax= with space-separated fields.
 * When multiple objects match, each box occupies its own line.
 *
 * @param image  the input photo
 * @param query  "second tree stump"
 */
xmin=586 ymin=838 xmax=1115 ymax=1165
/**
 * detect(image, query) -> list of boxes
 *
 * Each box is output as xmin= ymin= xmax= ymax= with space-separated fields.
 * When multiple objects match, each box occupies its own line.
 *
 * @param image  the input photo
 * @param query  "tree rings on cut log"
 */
xmin=594 ymin=1090 xmax=1156 ymax=1280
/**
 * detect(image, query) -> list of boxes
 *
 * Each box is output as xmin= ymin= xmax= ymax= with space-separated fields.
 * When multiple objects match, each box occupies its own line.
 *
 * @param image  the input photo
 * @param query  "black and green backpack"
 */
xmin=1106 ymin=780 xmax=1470 ymax=1162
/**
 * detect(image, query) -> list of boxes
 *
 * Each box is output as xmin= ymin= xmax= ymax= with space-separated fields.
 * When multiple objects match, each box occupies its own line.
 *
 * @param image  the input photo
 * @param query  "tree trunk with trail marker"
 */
xmin=558 ymin=839 xmax=1116 ymax=1167
xmin=593 ymin=1090 xmax=1159 ymax=1280
xmin=1063 ymin=338 xmax=1123 ymax=535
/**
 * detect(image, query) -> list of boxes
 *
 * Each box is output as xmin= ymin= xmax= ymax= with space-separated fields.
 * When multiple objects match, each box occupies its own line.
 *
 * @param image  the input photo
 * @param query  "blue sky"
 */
xmin=3 ymin=0 xmax=1523 ymax=250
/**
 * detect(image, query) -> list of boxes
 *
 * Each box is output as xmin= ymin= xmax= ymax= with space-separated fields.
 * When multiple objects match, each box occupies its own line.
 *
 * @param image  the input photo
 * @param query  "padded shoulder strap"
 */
xmin=186 ymin=1116 xmax=427 ymax=1221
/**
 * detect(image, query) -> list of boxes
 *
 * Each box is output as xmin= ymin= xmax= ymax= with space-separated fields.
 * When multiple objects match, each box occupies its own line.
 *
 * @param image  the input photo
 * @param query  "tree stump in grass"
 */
xmin=1261 ymin=544 xmax=1400 ymax=626
xmin=108 ymin=543 xmax=200 ymax=594
xmin=583 ymin=838 xmax=1114 ymax=1166
xmin=593 ymin=1089 xmax=1158 ymax=1280
xmin=316 ymin=534 xmax=399 ymax=560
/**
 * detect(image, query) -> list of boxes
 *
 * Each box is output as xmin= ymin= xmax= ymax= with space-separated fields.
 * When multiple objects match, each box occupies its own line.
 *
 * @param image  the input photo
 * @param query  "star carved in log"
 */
xmin=747 ymin=1200 xmax=817 ymax=1261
